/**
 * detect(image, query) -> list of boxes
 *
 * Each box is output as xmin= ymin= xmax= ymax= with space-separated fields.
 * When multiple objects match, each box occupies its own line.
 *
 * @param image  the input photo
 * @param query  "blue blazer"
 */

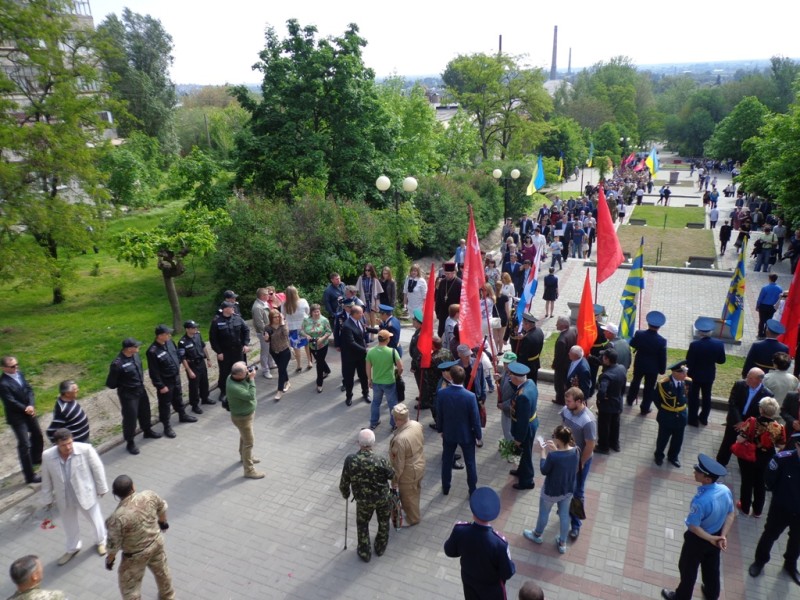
xmin=566 ymin=358 xmax=592 ymax=399
xmin=686 ymin=336 xmax=726 ymax=383
xmin=630 ymin=329 xmax=667 ymax=375
xmin=436 ymin=385 xmax=482 ymax=446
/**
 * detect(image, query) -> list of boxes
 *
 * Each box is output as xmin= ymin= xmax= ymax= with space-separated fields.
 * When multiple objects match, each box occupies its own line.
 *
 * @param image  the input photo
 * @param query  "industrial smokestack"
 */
xmin=568 ymin=47 xmax=572 ymax=76
xmin=550 ymin=26 xmax=558 ymax=81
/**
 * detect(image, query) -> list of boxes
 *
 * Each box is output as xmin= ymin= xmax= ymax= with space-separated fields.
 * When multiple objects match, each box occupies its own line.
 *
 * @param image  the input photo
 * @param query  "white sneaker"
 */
xmin=263 ymin=371 xmax=273 ymax=379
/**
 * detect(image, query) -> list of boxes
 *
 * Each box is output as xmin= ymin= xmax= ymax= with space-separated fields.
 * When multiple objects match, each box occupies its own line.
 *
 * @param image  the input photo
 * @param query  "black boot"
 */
xmin=126 ymin=441 xmax=140 ymax=455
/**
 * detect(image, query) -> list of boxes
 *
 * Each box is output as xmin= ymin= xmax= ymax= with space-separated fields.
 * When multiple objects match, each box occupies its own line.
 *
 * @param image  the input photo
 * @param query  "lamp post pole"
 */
xmin=492 ymin=168 xmax=520 ymax=219
xmin=376 ymin=175 xmax=418 ymax=284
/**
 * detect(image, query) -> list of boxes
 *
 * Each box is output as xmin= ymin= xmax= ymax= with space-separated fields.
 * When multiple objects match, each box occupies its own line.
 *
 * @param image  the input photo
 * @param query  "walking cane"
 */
xmin=344 ymin=497 xmax=349 ymax=550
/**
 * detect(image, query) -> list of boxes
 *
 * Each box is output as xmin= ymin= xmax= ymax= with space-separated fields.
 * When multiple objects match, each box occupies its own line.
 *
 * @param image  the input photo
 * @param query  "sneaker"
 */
xmin=244 ymin=471 xmax=266 ymax=479
xmin=523 ymin=529 xmax=543 ymax=544
xmin=57 ymin=550 xmax=79 ymax=566
xmin=263 ymin=371 xmax=273 ymax=379
xmin=96 ymin=543 xmax=107 ymax=556
xmin=556 ymin=536 xmax=567 ymax=554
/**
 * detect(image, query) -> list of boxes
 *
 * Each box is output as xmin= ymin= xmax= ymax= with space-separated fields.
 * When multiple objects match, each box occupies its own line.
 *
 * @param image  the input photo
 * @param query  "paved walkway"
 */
xmin=1 ymin=156 xmax=796 ymax=599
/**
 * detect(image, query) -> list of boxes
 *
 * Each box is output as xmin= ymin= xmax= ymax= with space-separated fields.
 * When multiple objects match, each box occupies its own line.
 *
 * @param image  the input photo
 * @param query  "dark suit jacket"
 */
xmin=596 ymin=364 xmax=627 ymax=413
xmin=516 ymin=327 xmax=544 ymax=373
xmin=781 ymin=391 xmax=800 ymax=433
xmin=725 ymin=381 xmax=773 ymax=426
xmin=340 ymin=318 xmax=368 ymax=363
xmin=566 ymin=358 xmax=592 ymax=399
xmin=630 ymin=328 xmax=667 ymax=375
xmin=686 ymin=336 xmax=727 ymax=384
xmin=436 ymin=385 xmax=482 ymax=446
xmin=742 ymin=338 xmax=789 ymax=377
xmin=0 ymin=371 xmax=36 ymax=424
xmin=552 ymin=327 xmax=577 ymax=372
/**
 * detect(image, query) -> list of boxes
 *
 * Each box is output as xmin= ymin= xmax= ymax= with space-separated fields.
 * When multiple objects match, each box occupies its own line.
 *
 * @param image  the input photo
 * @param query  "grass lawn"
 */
xmin=0 ymin=201 xmax=219 ymax=416
xmin=538 ymin=333 xmax=745 ymax=398
xmin=617 ymin=226 xmax=716 ymax=267
xmin=629 ymin=205 xmax=706 ymax=228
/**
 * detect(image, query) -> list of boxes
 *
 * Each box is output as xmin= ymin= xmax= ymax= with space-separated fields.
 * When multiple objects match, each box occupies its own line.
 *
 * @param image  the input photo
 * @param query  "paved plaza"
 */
xmin=2 ymin=158 xmax=797 ymax=599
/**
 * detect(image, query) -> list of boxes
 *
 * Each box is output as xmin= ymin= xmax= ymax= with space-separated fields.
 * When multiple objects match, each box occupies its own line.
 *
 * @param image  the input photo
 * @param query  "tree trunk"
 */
xmin=52 ymin=285 xmax=64 ymax=305
xmin=162 ymin=271 xmax=183 ymax=332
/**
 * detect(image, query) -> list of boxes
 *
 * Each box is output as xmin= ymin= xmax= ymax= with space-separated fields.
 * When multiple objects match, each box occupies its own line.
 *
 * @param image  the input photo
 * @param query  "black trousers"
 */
xmin=755 ymin=504 xmax=800 ymax=567
xmin=10 ymin=415 xmax=44 ymax=482
xmin=119 ymin=387 xmax=153 ymax=441
xmin=715 ymin=425 xmax=739 ymax=466
xmin=688 ymin=380 xmax=713 ymax=425
xmin=626 ymin=369 xmax=657 ymax=411
xmin=311 ymin=344 xmax=331 ymax=386
xmin=596 ymin=411 xmax=620 ymax=451
xmin=156 ymin=377 xmax=184 ymax=424
xmin=186 ymin=363 xmax=209 ymax=407
xmin=758 ymin=306 xmax=776 ymax=338
xmin=270 ymin=347 xmax=291 ymax=391
xmin=216 ymin=350 xmax=243 ymax=399
xmin=343 ymin=357 xmax=368 ymax=399
xmin=674 ymin=530 xmax=722 ymax=600
xmin=553 ymin=369 xmax=567 ymax=404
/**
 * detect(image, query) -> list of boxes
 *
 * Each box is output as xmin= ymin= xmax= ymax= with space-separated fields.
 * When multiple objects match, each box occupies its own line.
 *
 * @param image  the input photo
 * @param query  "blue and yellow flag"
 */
xmin=526 ymin=155 xmax=546 ymax=196
xmin=586 ymin=142 xmax=594 ymax=168
xmin=645 ymin=146 xmax=659 ymax=176
xmin=618 ymin=237 xmax=645 ymax=340
xmin=558 ymin=152 xmax=565 ymax=180
xmin=721 ymin=239 xmax=747 ymax=341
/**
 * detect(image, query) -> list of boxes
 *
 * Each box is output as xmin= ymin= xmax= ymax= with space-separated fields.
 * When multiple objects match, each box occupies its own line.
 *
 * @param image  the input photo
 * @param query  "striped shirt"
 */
xmin=46 ymin=399 xmax=90 ymax=443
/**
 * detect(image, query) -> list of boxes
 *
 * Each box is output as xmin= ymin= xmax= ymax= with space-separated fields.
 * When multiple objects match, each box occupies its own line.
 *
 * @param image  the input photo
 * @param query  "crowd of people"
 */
xmin=4 ymin=184 xmax=800 ymax=598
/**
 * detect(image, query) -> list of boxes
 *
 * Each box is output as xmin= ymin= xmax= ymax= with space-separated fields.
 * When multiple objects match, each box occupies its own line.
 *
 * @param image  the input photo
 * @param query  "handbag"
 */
xmin=395 ymin=371 xmax=406 ymax=404
xmin=731 ymin=438 xmax=756 ymax=462
xmin=569 ymin=496 xmax=587 ymax=520
xmin=478 ymin=401 xmax=487 ymax=428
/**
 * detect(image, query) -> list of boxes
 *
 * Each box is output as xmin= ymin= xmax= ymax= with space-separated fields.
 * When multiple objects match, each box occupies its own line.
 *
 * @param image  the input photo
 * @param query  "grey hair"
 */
xmin=59 ymin=380 xmax=77 ymax=394
xmin=357 ymin=428 xmax=375 ymax=448
xmin=231 ymin=362 xmax=248 ymax=377
xmin=569 ymin=345 xmax=584 ymax=358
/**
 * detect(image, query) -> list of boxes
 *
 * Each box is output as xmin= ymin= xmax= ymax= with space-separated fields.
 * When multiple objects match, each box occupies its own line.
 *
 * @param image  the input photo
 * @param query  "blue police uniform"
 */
xmin=626 ymin=326 xmax=667 ymax=414
xmin=379 ymin=311 xmax=403 ymax=357
xmin=686 ymin=326 xmax=726 ymax=426
xmin=444 ymin=488 xmax=515 ymax=600
xmin=756 ymin=281 xmax=783 ymax=338
xmin=509 ymin=375 xmax=539 ymax=489
xmin=751 ymin=446 xmax=800 ymax=578
xmin=663 ymin=455 xmax=734 ymax=600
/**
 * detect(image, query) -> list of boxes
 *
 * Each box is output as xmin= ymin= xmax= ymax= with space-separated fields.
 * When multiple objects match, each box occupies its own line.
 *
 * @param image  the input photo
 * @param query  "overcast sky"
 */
xmin=87 ymin=0 xmax=799 ymax=85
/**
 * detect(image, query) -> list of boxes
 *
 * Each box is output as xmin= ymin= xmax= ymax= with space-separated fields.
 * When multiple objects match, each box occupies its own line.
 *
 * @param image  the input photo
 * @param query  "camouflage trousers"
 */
xmin=355 ymin=498 xmax=391 ymax=561
xmin=118 ymin=538 xmax=175 ymax=600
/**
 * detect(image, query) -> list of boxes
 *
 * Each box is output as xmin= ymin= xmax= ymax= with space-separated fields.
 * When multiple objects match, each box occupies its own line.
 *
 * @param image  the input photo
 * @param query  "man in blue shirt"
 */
xmin=661 ymin=454 xmax=735 ymax=600
xmin=756 ymin=274 xmax=782 ymax=338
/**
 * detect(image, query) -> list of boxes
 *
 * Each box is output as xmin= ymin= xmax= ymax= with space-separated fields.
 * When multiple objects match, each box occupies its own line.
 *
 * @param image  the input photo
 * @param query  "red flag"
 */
xmin=418 ymin=263 xmax=437 ymax=368
xmin=596 ymin=185 xmax=624 ymax=284
xmin=624 ymin=152 xmax=636 ymax=167
xmin=576 ymin=269 xmax=597 ymax=356
xmin=458 ymin=206 xmax=486 ymax=349
xmin=779 ymin=264 xmax=800 ymax=357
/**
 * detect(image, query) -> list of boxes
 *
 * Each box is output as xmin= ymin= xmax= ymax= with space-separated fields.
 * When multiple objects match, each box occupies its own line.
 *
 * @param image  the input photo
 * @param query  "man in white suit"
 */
xmin=40 ymin=428 xmax=109 ymax=565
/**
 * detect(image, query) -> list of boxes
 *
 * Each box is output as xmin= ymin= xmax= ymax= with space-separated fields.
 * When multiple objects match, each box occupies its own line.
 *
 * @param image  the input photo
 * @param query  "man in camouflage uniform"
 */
xmin=105 ymin=475 xmax=174 ymax=600
xmin=6 ymin=555 xmax=66 ymax=600
xmin=339 ymin=429 xmax=395 ymax=562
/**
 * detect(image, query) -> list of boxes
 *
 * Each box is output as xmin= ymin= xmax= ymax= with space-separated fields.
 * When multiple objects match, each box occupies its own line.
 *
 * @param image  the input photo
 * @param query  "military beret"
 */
xmin=469 ymin=487 xmax=501 ymax=522
xmin=646 ymin=311 xmax=666 ymax=327
xmin=438 ymin=360 xmax=458 ymax=371
xmin=412 ymin=309 xmax=424 ymax=323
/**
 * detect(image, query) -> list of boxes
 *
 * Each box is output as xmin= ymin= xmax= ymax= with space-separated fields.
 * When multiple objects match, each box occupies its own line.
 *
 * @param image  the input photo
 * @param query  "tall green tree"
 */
xmin=0 ymin=0 xmax=109 ymax=304
xmin=437 ymin=108 xmax=481 ymax=175
xmin=537 ymin=117 xmax=587 ymax=178
xmin=442 ymin=53 xmax=551 ymax=160
xmin=704 ymin=96 xmax=770 ymax=163
xmin=114 ymin=206 xmax=231 ymax=331
xmin=232 ymin=20 xmax=393 ymax=203
xmin=97 ymin=8 xmax=178 ymax=155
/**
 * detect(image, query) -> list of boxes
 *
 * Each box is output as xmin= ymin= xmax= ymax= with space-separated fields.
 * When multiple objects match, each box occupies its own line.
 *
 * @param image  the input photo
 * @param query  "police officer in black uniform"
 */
xmin=209 ymin=302 xmax=251 ymax=407
xmin=178 ymin=320 xmax=213 ymax=413
xmin=749 ymin=431 xmax=800 ymax=585
xmin=147 ymin=325 xmax=197 ymax=439
xmin=587 ymin=305 xmax=610 ymax=394
xmin=217 ymin=289 xmax=241 ymax=315
xmin=514 ymin=313 xmax=544 ymax=383
xmin=105 ymin=338 xmax=161 ymax=455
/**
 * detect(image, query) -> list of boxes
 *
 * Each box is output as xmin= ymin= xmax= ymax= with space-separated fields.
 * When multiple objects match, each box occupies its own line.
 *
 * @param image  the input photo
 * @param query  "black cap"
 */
xmin=220 ymin=301 xmax=236 ymax=310
xmin=155 ymin=324 xmax=173 ymax=335
xmin=122 ymin=338 xmax=142 ymax=348
xmin=670 ymin=360 xmax=688 ymax=372
xmin=223 ymin=290 xmax=238 ymax=299
xmin=184 ymin=320 xmax=199 ymax=329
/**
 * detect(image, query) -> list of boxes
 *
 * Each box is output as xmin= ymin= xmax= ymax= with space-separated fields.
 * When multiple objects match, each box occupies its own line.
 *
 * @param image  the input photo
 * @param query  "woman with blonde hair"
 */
xmin=281 ymin=285 xmax=311 ymax=373
xmin=403 ymin=264 xmax=427 ymax=315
